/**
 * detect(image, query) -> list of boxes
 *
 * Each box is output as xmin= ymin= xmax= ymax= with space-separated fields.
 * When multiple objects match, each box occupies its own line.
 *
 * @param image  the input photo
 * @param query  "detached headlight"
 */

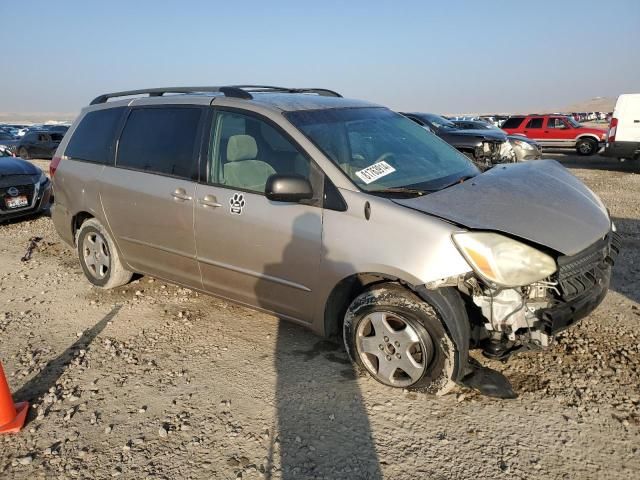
xmin=452 ymin=232 xmax=557 ymax=287
xmin=512 ymin=139 xmax=535 ymax=151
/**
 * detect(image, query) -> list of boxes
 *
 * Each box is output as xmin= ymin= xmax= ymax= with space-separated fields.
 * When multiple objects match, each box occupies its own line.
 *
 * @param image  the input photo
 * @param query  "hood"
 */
xmin=580 ymin=127 xmax=607 ymax=136
xmin=0 ymin=139 xmax=20 ymax=147
xmin=0 ymin=157 xmax=40 ymax=176
xmin=452 ymin=128 xmax=507 ymax=142
xmin=393 ymin=160 xmax=610 ymax=256
xmin=508 ymin=135 xmax=539 ymax=146
xmin=437 ymin=129 xmax=507 ymax=149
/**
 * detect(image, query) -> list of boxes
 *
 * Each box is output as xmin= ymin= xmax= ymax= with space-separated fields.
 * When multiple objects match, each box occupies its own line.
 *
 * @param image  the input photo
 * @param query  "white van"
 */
xmin=603 ymin=94 xmax=640 ymax=161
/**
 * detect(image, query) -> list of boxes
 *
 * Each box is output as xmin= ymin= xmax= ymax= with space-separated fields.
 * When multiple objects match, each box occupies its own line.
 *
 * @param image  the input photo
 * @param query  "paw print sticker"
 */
xmin=229 ymin=193 xmax=245 ymax=215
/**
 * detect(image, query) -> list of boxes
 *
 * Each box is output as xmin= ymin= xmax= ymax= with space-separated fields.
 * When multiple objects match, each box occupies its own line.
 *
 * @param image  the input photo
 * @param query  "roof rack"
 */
xmin=89 ymin=85 xmax=342 ymax=105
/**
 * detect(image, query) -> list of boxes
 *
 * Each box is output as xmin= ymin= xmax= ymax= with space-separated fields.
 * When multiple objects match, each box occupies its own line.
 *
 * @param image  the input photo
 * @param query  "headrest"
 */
xmin=227 ymin=134 xmax=258 ymax=162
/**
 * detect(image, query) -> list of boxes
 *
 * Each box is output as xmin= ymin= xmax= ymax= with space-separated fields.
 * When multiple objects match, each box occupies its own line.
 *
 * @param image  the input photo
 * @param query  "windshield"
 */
xmin=420 ymin=114 xmax=457 ymax=131
xmin=286 ymin=107 xmax=479 ymax=193
xmin=566 ymin=117 xmax=582 ymax=128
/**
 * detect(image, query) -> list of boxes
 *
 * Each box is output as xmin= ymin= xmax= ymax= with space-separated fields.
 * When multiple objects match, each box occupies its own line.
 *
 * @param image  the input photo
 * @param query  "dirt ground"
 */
xmin=0 ymin=153 xmax=639 ymax=480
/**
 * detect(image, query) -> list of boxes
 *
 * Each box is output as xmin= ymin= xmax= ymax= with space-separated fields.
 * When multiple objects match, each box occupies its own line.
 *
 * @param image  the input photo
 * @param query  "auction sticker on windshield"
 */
xmin=355 ymin=161 xmax=396 ymax=184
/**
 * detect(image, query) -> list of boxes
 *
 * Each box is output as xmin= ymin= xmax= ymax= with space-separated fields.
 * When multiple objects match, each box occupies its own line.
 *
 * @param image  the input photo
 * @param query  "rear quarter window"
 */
xmin=65 ymin=107 xmax=125 ymax=164
xmin=501 ymin=117 xmax=524 ymax=129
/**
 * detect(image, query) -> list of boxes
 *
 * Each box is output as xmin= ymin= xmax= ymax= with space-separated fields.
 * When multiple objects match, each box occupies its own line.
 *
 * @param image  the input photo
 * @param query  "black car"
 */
xmin=401 ymin=113 xmax=515 ymax=169
xmin=452 ymin=120 xmax=542 ymax=162
xmin=0 ymin=147 xmax=53 ymax=222
xmin=43 ymin=124 xmax=70 ymax=134
xmin=12 ymin=131 xmax=63 ymax=159
xmin=0 ymin=130 xmax=15 ymax=142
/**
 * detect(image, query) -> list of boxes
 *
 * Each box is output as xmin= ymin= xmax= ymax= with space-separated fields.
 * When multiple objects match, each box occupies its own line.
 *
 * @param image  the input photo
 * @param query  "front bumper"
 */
xmin=0 ymin=181 xmax=52 ymax=222
xmin=535 ymin=232 xmax=619 ymax=335
xmin=535 ymin=264 xmax=610 ymax=335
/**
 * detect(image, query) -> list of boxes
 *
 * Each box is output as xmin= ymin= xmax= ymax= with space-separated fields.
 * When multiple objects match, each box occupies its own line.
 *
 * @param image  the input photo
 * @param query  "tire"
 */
xmin=18 ymin=147 xmax=30 ymax=160
xmin=576 ymin=138 xmax=598 ymax=156
xmin=343 ymin=284 xmax=457 ymax=395
xmin=75 ymin=218 xmax=133 ymax=289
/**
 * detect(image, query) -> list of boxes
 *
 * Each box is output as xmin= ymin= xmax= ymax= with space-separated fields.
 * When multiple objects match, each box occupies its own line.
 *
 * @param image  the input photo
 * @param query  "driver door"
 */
xmin=194 ymin=109 xmax=324 ymax=323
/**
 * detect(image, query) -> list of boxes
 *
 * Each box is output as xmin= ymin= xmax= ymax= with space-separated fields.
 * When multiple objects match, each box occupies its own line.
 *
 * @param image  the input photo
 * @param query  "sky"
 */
xmin=0 ymin=0 xmax=638 ymax=115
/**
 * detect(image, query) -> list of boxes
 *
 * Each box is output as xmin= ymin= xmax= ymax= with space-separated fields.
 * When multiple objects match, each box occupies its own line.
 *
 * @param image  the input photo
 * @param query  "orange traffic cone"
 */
xmin=0 ymin=362 xmax=28 ymax=434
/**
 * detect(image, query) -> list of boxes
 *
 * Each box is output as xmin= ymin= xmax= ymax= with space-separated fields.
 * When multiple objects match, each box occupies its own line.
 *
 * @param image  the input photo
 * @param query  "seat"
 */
xmin=223 ymin=134 xmax=276 ymax=191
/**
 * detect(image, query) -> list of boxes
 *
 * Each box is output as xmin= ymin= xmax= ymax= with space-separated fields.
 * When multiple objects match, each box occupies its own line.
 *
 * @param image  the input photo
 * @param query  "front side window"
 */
xmin=547 ymin=118 xmax=568 ymax=129
xmin=117 ymin=107 xmax=202 ymax=179
xmin=287 ymin=107 xmax=478 ymax=193
xmin=567 ymin=117 xmax=582 ymax=128
xmin=526 ymin=118 xmax=543 ymax=129
xmin=65 ymin=107 xmax=125 ymax=164
xmin=209 ymin=110 xmax=312 ymax=193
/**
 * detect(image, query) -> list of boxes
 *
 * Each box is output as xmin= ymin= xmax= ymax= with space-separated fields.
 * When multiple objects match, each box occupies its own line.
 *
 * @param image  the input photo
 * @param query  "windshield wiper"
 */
xmin=369 ymin=187 xmax=431 ymax=197
xmin=439 ymin=175 xmax=475 ymax=190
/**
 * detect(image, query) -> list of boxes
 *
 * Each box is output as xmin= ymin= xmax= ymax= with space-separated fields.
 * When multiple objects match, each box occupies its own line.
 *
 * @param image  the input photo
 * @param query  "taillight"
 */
xmin=608 ymin=117 xmax=618 ymax=143
xmin=50 ymin=156 xmax=62 ymax=177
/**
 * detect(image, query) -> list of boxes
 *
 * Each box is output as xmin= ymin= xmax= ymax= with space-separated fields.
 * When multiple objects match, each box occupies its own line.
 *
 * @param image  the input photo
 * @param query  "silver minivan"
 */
xmin=51 ymin=86 xmax=619 ymax=397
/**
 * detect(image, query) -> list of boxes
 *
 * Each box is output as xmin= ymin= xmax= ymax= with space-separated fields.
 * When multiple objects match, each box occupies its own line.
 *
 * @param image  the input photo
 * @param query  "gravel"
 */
xmin=0 ymin=154 xmax=638 ymax=479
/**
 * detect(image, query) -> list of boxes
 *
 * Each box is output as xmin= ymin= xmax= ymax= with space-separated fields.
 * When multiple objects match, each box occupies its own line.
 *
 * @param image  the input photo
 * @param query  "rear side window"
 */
xmin=117 ymin=107 xmax=202 ymax=179
xmin=65 ymin=107 xmax=125 ymax=164
xmin=501 ymin=117 xmax=524 ymax=129
xmin=526 ymin=118 xmax=544 ymax=129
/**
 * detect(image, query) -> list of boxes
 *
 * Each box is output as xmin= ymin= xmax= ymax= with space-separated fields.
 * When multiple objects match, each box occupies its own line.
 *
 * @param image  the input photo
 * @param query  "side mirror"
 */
xmin=265 ymin=174 xmax=313 ymax=202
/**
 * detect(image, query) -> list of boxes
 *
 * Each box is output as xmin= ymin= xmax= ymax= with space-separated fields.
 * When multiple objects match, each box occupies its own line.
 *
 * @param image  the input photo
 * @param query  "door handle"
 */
xmin=171 ymin=188 xmax=192 ymax=201
xmin=198 ymin=195 xmax=222 ymax=208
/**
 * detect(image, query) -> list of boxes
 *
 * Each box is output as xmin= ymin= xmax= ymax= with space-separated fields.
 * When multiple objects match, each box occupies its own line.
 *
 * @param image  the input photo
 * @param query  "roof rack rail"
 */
xmin=232 ymin=85 xmax=343 ymax=97
xmin=89 ymin=85 xmax=341 ymax=105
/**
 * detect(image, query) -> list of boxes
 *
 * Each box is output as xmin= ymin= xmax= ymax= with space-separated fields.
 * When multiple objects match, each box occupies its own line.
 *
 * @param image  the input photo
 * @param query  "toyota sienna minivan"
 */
xmin=51 ymin=86 xmax=619 ymax=397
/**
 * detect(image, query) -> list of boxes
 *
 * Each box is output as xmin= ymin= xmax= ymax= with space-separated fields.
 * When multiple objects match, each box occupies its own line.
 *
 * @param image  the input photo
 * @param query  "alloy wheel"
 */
xmin=82 ymin=231 xmax=110 ymax=280
xmin=355 ymin=311 xmax=433 ymax=387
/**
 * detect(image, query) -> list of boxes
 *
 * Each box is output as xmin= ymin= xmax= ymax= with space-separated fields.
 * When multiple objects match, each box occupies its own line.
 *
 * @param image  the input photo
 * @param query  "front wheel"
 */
xmin=76 ymin=218 xmax=133 ymax=289
xmin=18 ymin=147 xmax=30 ymax=160
xmin=343 ymin=284 xmax=457 ymax=394
xmin=576 ymin=138 xmax=598 ymax=156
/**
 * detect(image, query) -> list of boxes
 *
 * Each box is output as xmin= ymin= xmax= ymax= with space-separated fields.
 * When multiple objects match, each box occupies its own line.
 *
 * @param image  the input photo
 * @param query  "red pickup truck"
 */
xmin=502 ymin=114 xmax=607 ymax=156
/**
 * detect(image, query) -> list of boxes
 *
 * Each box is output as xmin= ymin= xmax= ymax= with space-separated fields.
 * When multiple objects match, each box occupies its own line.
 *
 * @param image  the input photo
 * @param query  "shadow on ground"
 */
xmin=545 ymin=150 xmax=639 ymax=173
xmin=14 ymin=305 xmax=121 ymax=417
xmin=610 ymin=217 xmax=640 ymax=304
xmin=255 ymin=212 xmax=382 ymax=479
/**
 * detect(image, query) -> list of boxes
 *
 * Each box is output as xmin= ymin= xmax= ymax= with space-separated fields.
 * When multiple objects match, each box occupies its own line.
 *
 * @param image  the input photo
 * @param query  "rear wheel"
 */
xmin=343 ymin=284 xmax=456 ymax=394
xmin=576 ymin=138 xmax=598 ymax=156
xmin=18 ymin=147 xmax=30 ymax=160
xmin=76 ymin=218 xmax=132 ymax=289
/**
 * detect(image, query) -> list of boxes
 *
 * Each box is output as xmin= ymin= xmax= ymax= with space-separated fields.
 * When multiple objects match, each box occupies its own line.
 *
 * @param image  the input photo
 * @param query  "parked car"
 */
xmin=502 ymin=114 xmax=607 ymax=155
xmin=43 ymin=124 xmax=70 ymax=134
xmin=0 ymin=146 xmax=52 ymax=222
xmin=51 ymin=85 xmax=618 ymax=398
xmin=602 ymin=94 xmax=640 ymax=162
xmin=12 ymin=131 xmax=64 ymax=159
xmin=453 ymin=120 xmax=542 ymax=161
xmin=0 ymin=130 xmax=16 ymax=143
xmin=401 ymin=113 xmax=515 ymax=169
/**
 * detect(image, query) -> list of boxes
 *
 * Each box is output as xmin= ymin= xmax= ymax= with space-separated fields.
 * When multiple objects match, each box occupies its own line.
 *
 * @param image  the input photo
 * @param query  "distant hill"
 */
xmin=560 ymin=96 xmax=616 ymax=113
xmin=0 ymin=112 xmax=77 ymax=124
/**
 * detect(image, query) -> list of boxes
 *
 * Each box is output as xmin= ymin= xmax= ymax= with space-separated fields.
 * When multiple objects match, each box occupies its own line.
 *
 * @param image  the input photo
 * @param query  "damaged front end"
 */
xmin=461 ymin=232 xmax=620 ymax=361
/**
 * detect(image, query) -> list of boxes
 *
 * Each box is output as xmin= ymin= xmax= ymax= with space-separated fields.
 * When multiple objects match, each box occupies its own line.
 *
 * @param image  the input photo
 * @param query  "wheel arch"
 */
xmin=322 ymin=273 xmax=471 ymax=381
xmin=71 ymin=211 xmax=95 ymax=245
xmin=575 ymin=134 xmax=600 ymax=143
